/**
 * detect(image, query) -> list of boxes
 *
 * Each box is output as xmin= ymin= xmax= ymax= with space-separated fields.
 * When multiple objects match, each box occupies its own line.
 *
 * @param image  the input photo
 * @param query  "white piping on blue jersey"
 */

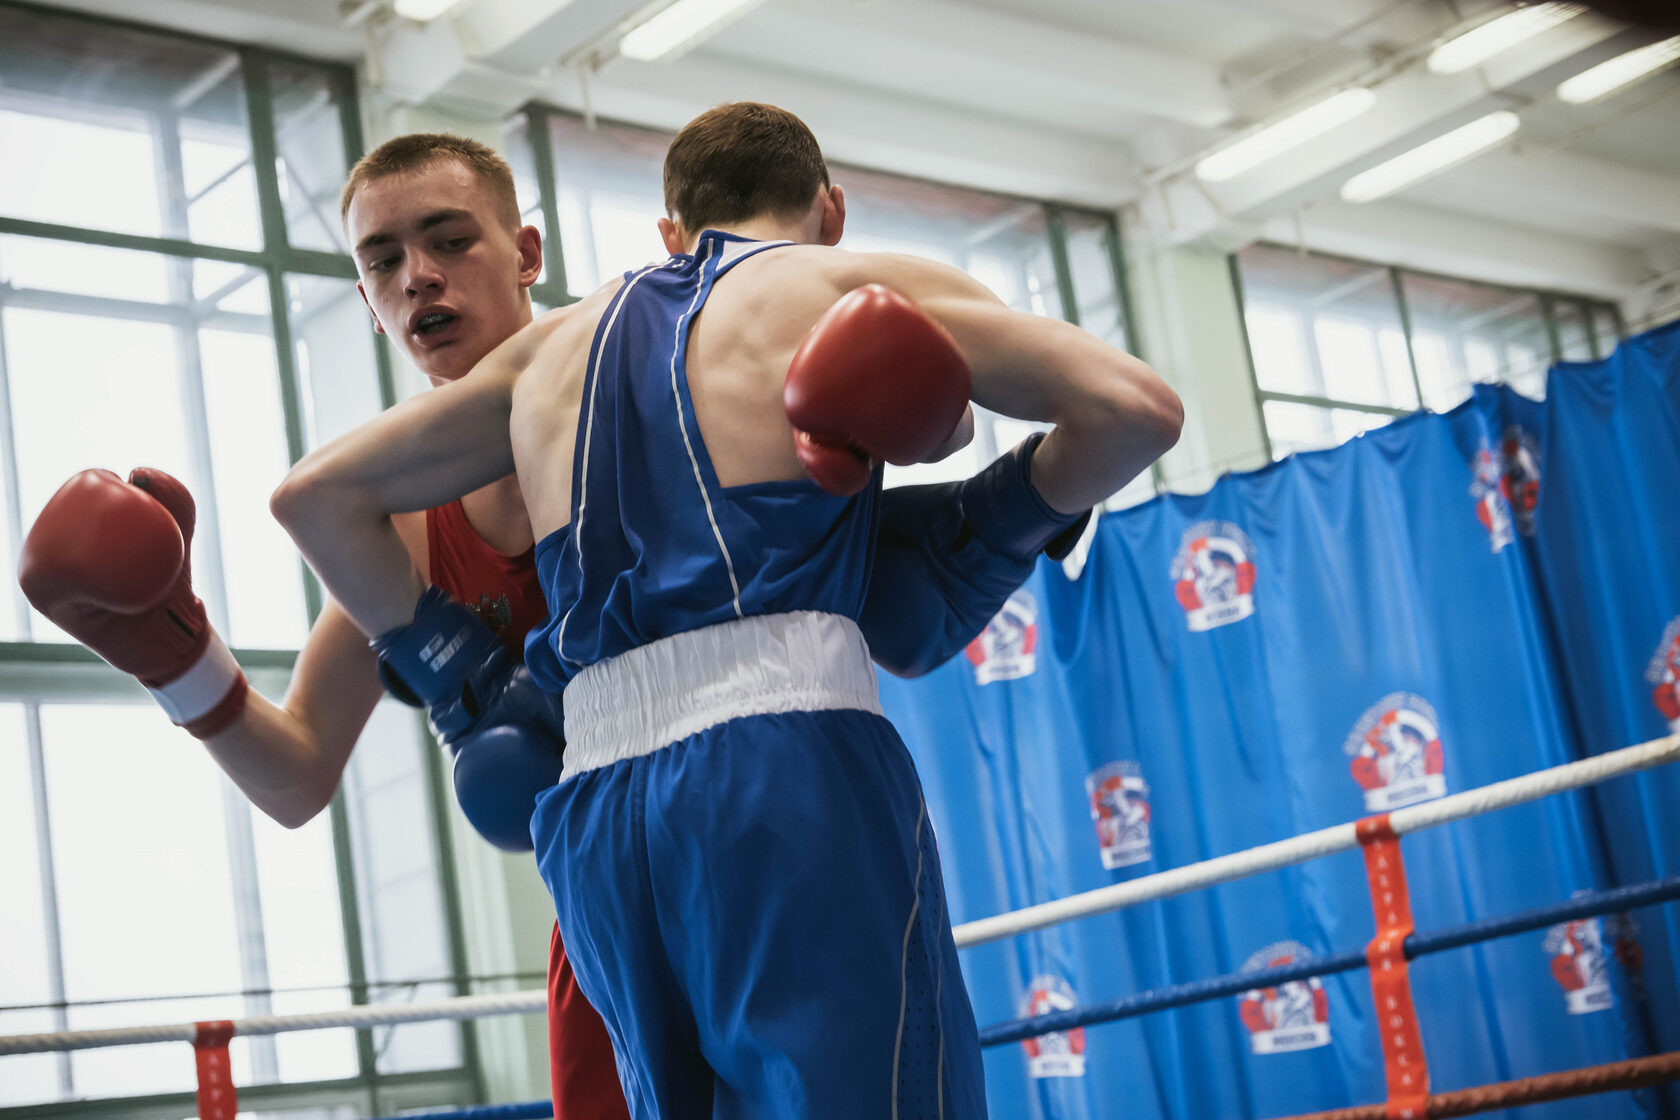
xmin=556 ymin=263 xmax=664 ymax=664
xmin=891 ymin=798 xmax=930 ymax=1120
xmin=670 ymin=239 xmax=746 ymax=619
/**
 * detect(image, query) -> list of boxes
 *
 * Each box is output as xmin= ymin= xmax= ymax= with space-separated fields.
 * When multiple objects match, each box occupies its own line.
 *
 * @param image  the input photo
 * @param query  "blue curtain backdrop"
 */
xmin=880 ymin=320 xmax=1680 ymax=1120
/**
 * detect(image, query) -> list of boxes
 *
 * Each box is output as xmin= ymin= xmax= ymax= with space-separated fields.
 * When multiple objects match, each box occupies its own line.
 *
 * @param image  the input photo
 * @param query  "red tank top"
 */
xmin=426 ymin=499 xmax=546 ymax=660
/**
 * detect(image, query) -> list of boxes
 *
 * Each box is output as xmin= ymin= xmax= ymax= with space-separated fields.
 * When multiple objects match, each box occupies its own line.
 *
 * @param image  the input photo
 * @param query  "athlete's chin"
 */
xmin=411 ymin=331 xmax=485 ymax=382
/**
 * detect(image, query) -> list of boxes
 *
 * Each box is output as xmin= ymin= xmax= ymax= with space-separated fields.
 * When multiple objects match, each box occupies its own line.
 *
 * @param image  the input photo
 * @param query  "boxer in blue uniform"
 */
xmin=271 ymin=102 xmax=1182 ymax=1118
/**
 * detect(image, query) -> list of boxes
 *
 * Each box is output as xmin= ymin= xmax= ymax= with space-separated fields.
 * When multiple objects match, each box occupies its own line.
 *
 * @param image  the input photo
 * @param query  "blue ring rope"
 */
xmin=362 ymin=876 xmax=1680 ymax=1116
xmin=371 ymin=1103 xmax=554 ymax=1120
xmin=978 ymin=875 xmax=1680 ymax=1047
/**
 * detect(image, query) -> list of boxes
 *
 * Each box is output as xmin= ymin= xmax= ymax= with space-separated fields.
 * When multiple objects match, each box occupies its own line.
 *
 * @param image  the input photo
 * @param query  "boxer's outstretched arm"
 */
xmin=201 ymin=600 xmax=384 ymax=827
xmin=845 ymin=254 xmax=1182 ymax=512
xmin=271 ymin=325 xmax=528 ymax=639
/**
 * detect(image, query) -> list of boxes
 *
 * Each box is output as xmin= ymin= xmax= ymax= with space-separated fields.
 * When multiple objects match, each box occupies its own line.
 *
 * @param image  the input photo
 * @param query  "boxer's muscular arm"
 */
xmin=847 ymin=254 xmax=1183 ymax=511
xmin=201 ymin=600 xmax=383 ymax=827
xmin=200 ymin=513 xmax=429 ymax=828
xmin=271 ymin=326 xmax=527 ymax=639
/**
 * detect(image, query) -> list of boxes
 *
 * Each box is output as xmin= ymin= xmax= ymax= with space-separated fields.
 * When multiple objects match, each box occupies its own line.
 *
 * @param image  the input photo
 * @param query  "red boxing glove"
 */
xmin=19 ymin=468 xmax=248 ymax=739
xmin=784 ymin=284 xmax=972 ymax=496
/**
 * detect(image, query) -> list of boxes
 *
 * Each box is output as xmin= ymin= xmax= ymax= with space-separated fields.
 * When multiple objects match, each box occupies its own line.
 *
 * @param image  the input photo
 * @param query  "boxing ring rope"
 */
xmin=1273 ymin=1052 xmax=1680 ymax=1120
xmin=950 ymin=733 xmax=1680 ymax=949
xmin=1 ymin=733 xmax=1676 ymax=1119
xmin=0 ymin=990 xmax=547 ymax=1056
xmin=975 ymin=874 xmax=1680 ymax=1046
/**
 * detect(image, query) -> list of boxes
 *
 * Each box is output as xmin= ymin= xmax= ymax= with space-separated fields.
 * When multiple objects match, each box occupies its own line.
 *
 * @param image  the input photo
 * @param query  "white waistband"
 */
xmin=560 ymin=612 xmax=883 ymax=779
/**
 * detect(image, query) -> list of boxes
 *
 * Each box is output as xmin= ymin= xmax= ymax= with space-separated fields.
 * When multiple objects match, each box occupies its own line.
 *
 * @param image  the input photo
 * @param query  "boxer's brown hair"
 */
xmin=340 ymin=133 xmax=521 ymax=229
xmin=663 ymin=103 xmax=829 ymax=233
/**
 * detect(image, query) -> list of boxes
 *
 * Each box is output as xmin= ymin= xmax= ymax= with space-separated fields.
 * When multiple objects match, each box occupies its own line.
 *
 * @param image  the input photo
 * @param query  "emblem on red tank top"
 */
xmin=470 ymin=593 xmax=514 ymax=636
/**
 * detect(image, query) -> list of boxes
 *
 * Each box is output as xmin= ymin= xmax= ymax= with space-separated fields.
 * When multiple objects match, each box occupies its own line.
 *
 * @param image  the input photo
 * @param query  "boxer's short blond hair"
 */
xmin=341 ymin=133 xmax=521 ymax=229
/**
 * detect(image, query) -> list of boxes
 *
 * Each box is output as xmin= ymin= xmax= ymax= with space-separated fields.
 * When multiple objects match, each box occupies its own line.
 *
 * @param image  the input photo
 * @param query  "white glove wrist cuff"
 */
xmin=149 ymin=632 xmax=242 ymax=723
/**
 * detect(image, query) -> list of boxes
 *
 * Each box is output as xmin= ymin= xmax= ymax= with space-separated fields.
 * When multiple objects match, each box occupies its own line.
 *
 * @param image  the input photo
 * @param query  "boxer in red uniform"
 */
xmin=19 ymin=134 xmax=632 ymax=1120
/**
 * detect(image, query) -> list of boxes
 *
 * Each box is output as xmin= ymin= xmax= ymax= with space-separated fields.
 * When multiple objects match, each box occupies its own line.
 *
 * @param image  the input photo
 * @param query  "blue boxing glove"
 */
xmin=371 ymin=586 xmax=564 ymax=852
xmin=861 ymin=432 xmax=1090 ymax=677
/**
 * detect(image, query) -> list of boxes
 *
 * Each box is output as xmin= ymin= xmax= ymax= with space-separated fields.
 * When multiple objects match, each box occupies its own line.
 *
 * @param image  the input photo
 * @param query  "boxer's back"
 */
xmin=520 ymin=231 xmax=879 ymax=690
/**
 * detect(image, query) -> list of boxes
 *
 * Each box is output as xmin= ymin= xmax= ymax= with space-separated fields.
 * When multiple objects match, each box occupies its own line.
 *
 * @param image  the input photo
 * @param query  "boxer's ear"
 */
xmin=659 ymin=217 xmax=687 ymax=256
xmin=357 ymin=282 xmax=386 ymax=335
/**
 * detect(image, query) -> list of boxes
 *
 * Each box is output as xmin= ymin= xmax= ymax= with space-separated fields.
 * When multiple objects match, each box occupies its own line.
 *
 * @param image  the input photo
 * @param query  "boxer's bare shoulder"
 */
xmin=509 ymin=280 xmax=625 ymax=535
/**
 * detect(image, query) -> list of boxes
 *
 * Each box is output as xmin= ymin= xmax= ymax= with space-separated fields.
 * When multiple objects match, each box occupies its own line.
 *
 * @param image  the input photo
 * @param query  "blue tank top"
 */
xmin=525 ymin=231 xmax=881 ymax=691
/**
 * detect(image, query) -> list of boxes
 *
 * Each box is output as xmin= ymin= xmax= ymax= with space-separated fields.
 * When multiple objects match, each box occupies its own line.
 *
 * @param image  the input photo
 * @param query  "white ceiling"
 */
xmin=41 ymin=0 xmax=1680 ymax=299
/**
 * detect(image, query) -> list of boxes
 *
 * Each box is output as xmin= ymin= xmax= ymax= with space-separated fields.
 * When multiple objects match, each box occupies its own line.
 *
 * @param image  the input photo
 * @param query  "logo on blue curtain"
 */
xmin=964 ymin=589 xmax=1039 ymax=685
xmin=1500 ymin=426 xmax=1542 ymax=537
xmin=1470 ymin=443 xmax=1515 ymax=553
xmin=1171 ymin=521 xmax=1257 ymax=632
xmin=1018 ymin=975 xmax=1087 ymax=1078
xmin=1344 ymin=693 xmax=1448 ymax=812
xmin=1084 ymin=761 xmax=1152 ymax=870
xmin=1646 ymin=617 xmax=1680 ymax=726
xmin=1237 ymin=941 xmax=1331 ymax=1055
xmin=1544 ymin=916 xmax=1615 ymax=1015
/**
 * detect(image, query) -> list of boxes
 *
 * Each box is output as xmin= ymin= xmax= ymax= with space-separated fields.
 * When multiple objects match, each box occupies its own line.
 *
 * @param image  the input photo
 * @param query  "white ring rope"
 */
xmin=951 ymin=734 xmax=1679 ymax=948
xmin=1 ymin=734 xmax=1673 ymax=1058
xmin=0 ymin=992 xmax=547 ymax=1057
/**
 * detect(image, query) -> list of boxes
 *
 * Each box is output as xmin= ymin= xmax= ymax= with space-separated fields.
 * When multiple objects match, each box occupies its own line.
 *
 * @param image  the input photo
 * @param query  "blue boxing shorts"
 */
xmin=532 ymin=611 xmax=986 ymax=1120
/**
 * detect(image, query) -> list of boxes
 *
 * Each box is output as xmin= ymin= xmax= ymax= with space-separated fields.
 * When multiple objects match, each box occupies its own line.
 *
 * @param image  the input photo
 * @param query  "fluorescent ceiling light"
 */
xmin=619 ymin=0 xmax=769 ymax=62
xmin=1341 ymin=110 xmax=1522 ymax=203
xmin=1557 ymin=35 xmax=1680 ymax=102
xmin=392 ymin=0 xmax=461 ymax=22
xmin=1195 ymin=89 xmax=1378 ymax=182
xmin=1427 ymin=3 xmax=1586 ymax=74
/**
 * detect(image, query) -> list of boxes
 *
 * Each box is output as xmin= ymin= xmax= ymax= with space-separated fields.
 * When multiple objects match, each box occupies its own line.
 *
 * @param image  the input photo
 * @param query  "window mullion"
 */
xmin=1044 ymin=206 xmax=1080 ymax=329
xmin=157 ymin=106 xmax=235 ymax=638
xmin=526 ymin=104 xmax=573 ymax=302
xmin=1390 ymin=266 xmax=1426 ymax=411
xmin=218 ymin=780 xmax=279 ymax=1084
xmin=0 ymin=285 xmax=31 ymax=639
xmin=1227 ymin=252 xmax=1276 ymax=463
xmin=24 ymin=702 xmax=73 ymax=1099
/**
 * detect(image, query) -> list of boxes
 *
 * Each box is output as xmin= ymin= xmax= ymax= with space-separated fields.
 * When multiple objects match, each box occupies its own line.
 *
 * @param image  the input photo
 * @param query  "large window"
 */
xmin=508 ymin=106 xmax=1154 ymax=508
xmin=0 ymin=7 xmax=468 ymax=1116
xmin=1233 ymin=242 xmax=1622 ymax=459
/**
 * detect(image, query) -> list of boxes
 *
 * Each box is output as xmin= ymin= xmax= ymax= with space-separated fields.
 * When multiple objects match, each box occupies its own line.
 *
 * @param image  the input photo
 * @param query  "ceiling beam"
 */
xmin=538 ymin=51 xmax=1138 ymax=209
xmin=1415 ymin=146 xmax=1680 ymax=238
xmin=703 ymin=0 xmax=1231 ymax=132
xmin=1140 ymin=12 xmax=1629 ymax=240
xmin=456 ymin=0 xmax=646 ymax=72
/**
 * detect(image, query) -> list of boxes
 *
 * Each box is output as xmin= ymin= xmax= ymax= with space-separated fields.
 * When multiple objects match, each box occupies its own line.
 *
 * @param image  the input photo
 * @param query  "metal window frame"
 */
xmin=0 ymin=4 xmax=479 ymax=1115
xmin=1232 ymin=240 xmax=1623 ymax=463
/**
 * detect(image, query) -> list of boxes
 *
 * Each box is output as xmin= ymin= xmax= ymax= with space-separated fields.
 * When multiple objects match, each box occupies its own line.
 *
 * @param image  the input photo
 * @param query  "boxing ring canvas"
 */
xmin=879 ymin=320 xmax=1680 ymax=1120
